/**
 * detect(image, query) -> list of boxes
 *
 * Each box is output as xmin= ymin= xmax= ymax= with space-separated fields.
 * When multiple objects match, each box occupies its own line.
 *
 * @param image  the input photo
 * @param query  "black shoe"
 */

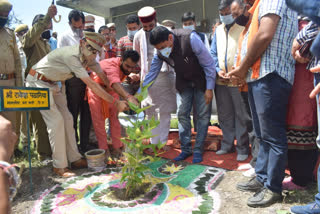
xmin=236 ymin=177 xmax=264 ymax=192
xmin=247 ymin=187 xmax=282 ymax=208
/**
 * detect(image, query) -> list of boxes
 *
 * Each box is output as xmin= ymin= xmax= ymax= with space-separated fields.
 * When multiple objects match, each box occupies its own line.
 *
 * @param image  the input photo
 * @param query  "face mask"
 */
xmin=128 ymin=29 xmax=138 ymax=40
xmin=41 ymin=30 xmax=51 ymax=39
xmin=160 ymin=46 xmax=172 ymax=58
xmin=220 ymin=14 xmax=235 ymax=25
xmin=183 ymin=25 xmax=195 ymax=31
xmin=73 ymin=28 xmax=83 ymax=37
xmin=235 ymin=10 xmax=249 ymax=26
xmin=17 ymin=35 xmax=23 ymax=42
xmin=0 ymin=16 xmax=8 ymax=28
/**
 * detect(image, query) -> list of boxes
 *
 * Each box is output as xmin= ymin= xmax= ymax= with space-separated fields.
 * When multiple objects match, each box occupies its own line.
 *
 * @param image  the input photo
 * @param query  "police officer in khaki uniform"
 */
xmin=14 ymin=24 xmax=29 ymax=154
xmin=26 ymin=31 xmax=129 ymax=177
xmin=0 ymin=0 xmax=22 ymax=135
xmin=22 ymin=5 xmax=56 ymax=160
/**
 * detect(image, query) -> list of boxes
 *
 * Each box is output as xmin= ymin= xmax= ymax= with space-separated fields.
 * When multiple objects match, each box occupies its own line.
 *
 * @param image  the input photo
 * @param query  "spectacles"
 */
xmin=86 ymin=44 xmax=99 ymax=54
xmin=110 ymin=28 xmax=116 ymax=32
xmin=102 ymin=33 xmax=110 ymax=36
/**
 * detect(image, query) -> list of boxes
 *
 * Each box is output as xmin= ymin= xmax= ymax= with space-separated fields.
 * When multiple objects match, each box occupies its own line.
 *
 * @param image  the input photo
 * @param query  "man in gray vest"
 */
xmin=141 ymin=26 xmax=216 ymax=163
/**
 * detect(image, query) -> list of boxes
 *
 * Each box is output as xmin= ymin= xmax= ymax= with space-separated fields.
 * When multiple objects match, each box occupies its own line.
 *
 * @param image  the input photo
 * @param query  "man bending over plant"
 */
xmin=87 ymin=50 xmax=140 ymax=159
xmin=141 ymin=26 xmax=216 ymax=163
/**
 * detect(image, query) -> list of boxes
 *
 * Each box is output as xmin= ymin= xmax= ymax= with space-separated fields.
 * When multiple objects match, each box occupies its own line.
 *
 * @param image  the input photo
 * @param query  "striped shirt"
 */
xmin=296 ymin=21 xmax=320 ymax=69
xmin=116 ymin=35 xmax=141 ymax=73
xmin=239 ymin=0 xmax=298 ymax=85
xmin=116 ymin=35 xmax=133 ymax=57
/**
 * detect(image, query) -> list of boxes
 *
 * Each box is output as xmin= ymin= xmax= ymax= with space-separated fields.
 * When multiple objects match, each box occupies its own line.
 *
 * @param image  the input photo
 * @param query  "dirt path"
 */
xmin=216 ymin=171 xmax=317 ymax=214
xmin=11 ymin=165 xmax=316 ymax=214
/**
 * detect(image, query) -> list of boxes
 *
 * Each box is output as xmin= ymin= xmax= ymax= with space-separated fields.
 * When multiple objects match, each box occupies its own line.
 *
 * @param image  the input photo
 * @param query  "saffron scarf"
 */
xmin=236 ymin=0 xmax=261 ymax=79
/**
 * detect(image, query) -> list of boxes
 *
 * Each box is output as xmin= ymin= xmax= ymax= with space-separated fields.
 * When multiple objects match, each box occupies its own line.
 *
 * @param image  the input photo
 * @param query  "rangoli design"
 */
xmin=32 ymin=159 xmax=224 ymax=214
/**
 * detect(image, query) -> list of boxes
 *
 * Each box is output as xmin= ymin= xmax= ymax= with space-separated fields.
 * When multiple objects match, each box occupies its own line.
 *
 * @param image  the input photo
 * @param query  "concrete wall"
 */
xmin=109 ymin=0 xmax=220 ymax=39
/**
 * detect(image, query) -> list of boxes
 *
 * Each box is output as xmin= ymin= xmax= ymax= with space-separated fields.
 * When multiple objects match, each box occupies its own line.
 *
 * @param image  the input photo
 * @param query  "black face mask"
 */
xmin=235 ymin=10 xmax=250 ymax=26
xmin=0 ymin=16 xmax=8 ymax=28
xmin=41 ymin=30 xmax=51 ymax=40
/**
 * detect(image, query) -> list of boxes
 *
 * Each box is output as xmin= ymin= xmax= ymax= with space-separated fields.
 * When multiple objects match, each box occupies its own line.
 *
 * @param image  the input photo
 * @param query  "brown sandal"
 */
xmin=53 ymin=168 xmax=76 ymax=178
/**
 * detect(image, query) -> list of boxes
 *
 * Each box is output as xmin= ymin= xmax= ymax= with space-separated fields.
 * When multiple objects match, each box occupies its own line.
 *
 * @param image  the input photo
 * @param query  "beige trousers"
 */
xmin=26 ymin=75 xmax=82 ymax=168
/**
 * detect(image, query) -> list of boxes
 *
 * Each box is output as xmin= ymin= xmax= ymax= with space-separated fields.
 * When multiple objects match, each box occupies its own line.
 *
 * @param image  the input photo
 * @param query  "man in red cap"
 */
xmin=133 ymin=6 xmax=176 ymax=149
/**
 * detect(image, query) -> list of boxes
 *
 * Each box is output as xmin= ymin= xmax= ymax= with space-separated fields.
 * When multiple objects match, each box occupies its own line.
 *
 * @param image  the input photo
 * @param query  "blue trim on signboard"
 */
xmin=0 ymin=86 xmax=50 ymax=112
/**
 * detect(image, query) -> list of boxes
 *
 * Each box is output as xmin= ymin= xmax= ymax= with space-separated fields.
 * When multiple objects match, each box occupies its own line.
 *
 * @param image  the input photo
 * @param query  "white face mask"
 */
xmin=219 ymin=14 xmax=235 ymax=25
xmin=128 ymin=29 xmax=138 ymax=40
xmin=183 ymin=25 xmax=195 ymax=31
xmin=159 ymin=46 xmax=172 ymax=58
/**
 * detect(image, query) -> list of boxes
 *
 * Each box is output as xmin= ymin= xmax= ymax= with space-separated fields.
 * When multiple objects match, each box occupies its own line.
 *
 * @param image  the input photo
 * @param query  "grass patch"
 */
xmin=14 ymin=141 xmax=43 ymax=168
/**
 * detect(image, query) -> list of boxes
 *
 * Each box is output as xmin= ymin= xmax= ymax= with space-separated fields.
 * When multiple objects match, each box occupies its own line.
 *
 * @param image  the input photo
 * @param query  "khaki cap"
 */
xmin=14 ymin=24 xmax=28 ymax=33
xmin=84 ymin=31 xmax=106 ymax=51
xmin=106 ymin=23 xmax=115 ymax=28
xmin=0 ymin=0 xmax=12 ymax=13
xmin=161 ymin=20 xmax=176 ymax=28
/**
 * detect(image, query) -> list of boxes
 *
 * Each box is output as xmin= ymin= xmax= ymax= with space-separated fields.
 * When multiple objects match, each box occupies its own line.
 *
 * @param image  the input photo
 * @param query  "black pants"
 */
xmin=66 ymin=76 xmax=92 ymax=151
xmin=288 ymin=149 xmax=318 ymax=186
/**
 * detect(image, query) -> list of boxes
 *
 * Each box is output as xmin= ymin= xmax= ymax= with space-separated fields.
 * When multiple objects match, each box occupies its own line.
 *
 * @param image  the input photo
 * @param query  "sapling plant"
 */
xmin=120 ymin=82 xmax=165 ymax=199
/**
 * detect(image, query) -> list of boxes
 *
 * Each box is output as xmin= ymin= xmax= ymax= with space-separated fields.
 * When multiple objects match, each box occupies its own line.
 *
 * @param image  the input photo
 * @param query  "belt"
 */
xmin=0 ymin=73 xmax=15 ymax=80
xmin=29 ymin=69 xmax=54 ymax=84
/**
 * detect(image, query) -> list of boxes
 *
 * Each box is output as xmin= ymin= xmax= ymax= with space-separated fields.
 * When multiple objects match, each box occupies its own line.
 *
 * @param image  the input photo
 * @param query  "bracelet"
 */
xmin=0 ymin=161 xmax=21 ymax=201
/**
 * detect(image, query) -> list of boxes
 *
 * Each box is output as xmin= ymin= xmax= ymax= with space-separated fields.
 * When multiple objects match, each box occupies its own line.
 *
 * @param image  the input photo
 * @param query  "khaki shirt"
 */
xmin=23 ymin=14 xmax=51 ymax=77
xmin=33 ymin=45 xmax=98 ymax=81
xmin=0 ymin=27 xmax=22 ymax=86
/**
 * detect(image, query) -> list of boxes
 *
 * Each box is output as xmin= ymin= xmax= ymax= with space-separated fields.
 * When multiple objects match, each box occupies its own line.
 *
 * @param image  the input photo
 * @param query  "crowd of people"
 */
xmin=1 ymin=0 xmax=320 ymax=212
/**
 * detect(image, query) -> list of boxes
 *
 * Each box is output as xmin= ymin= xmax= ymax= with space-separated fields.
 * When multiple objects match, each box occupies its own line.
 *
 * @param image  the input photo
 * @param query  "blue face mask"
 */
xmin=127 ymin=29 xmax=138 ymax=40
xmin=219 ymin=14 xmax=235 ymax=25
xmin=160 ymin=46 xmax=172 ymax=58
xmin=183 ymin=25 xmax=195 ymax=31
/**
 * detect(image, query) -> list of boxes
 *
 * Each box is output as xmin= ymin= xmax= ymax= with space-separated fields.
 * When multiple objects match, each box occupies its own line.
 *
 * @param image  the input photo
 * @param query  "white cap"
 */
xmin=85 ymin=15 xmax=95 ymax=28
xmin=138 ymin=6 xmax=156 ymax=23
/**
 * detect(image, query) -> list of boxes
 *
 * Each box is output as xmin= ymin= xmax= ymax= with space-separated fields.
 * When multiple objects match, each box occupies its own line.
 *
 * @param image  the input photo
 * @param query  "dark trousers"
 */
xmin=66 ymin=77 xmax=92 ymax=151
xmin=241 ymin=91 xmax=260 ymax=167
xmin=31 ymin=110 xmax=52 ymax=156
xmin=177 ymin=87 xmax=210 ymax=155
xmin=288 ymin=149 xmax=318 ymax=187
xmin=215 ymin=85 xmax=249 ymax=155
xmin=248 ymin=73 xmax=292 ymax=193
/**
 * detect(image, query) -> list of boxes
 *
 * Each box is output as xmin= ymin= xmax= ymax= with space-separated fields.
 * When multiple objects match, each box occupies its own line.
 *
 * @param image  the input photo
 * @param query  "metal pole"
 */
xmin=26 ymin=111 xmax=33 ymax=194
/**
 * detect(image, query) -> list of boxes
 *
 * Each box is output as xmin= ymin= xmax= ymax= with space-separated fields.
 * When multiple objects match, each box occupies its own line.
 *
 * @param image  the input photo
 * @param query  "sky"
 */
xmin=9 ymin=0 xmax=105 ymax=36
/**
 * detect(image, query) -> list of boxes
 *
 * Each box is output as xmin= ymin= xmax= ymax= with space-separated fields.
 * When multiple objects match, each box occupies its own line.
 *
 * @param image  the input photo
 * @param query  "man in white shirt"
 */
xmin=134 ymin=7 xmax=176 ymax=147
xmin=58 ymin=10 xmax=92 ymax=153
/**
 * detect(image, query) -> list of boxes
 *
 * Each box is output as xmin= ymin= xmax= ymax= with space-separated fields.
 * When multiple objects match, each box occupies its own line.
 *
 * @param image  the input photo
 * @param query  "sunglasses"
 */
xmin=86 ymin=44 xmax=99 ymax=54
